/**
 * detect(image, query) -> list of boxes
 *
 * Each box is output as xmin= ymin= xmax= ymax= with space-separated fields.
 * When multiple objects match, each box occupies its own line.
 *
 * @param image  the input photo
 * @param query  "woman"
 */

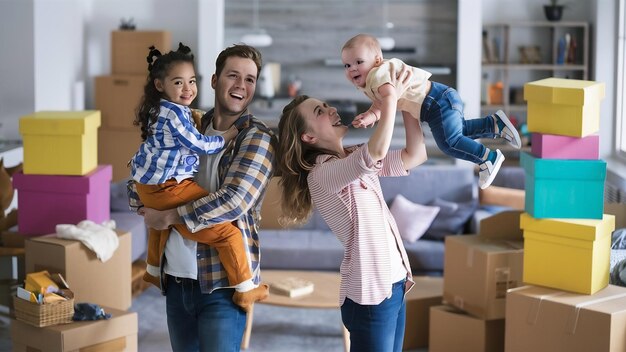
xmin=275 ymin=68 xmax=427 ymax=351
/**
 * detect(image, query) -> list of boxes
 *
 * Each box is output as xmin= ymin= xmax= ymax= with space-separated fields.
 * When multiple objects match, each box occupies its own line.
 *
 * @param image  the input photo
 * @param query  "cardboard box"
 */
xmin=479 ymin=185 xmax=525 ymax=210
xmin=505 ymin=285 xmax=626 ymax=352
xmin=98 ymin=128 xmax=142 ymax=182
xmin=521 ymin=152 xmax=606 ymax=219
xmin=95 ymin=75 xmax=146 ymax=130
xmin=402 ymin=276 xmax=443 ymax=350
xmin=25 ymin=230 xmax=131 ymax=311
xmin=429 ymin=305 xmax=505 ymax=352
xmin=13 ymin=165 xmax=112 ymax=236
xmin=531 ymin=133 xmax=599 ymax=160
xmin=443 ymin=211 xmax=524 ymax=320
xmin=19 ymin=111 xmax=101 ymax=176
xmin=111 ymin=30 xmax=171 ymax=75
xmin=11 ymin=306 xmax=138 ymax=351
xmin=521 ymin=212 xmax=615 ymax=294
xmin=524 ymin=77 xmax=605 ymax=137
xmin=605 ymin=203 xmax=626 ymax=229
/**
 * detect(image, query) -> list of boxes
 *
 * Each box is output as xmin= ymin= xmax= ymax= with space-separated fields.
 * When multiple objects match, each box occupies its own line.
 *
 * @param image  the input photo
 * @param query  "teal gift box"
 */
xmin=520 ymin=152 xmax=606 ymax=219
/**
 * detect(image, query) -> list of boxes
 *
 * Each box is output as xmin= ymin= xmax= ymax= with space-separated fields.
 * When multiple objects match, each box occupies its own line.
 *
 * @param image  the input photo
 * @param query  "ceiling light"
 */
xmin=241 ymin=32 xmax=273 ymax=47
xmin=378 ymin=0 xmax=395 ymax=51
xmin=240 ymin=0 xmax=272 ymax=48
xmin=377 ymin=37 xmax=396 ymax=51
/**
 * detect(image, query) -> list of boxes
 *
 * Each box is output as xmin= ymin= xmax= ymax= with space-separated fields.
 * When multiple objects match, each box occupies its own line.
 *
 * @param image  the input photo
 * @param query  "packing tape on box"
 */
xmin=565 ymin=292 xmax=626 ymax=334
xmin=523 ymin=290 xmax=567 ymax=325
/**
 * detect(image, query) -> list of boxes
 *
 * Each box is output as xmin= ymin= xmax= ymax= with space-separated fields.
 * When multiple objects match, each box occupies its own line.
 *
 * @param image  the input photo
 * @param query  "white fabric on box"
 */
xmin=56 ymin=220 xmax=119 ymax=262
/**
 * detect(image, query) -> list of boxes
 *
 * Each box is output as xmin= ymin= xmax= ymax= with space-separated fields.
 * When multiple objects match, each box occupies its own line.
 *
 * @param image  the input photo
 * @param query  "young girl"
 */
xmin=129 ymin=43 xmax=268 ymax=311
xmin=341 ymin=34 xmax=522 ymax=189
xmin=276 ymin=66 xmax=424 ymax=351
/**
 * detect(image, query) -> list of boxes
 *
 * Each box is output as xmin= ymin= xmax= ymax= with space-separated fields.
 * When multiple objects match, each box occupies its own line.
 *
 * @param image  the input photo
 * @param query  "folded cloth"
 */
xmin=56 ymin=220 xmax=119 ymax=262
xmin=73 ymin=302 xmax=111 ymax=321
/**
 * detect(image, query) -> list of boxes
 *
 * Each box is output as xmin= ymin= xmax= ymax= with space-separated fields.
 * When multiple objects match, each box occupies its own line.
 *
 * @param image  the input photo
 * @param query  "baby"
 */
xmin=341 ymin=34 xmax=522 ymax=189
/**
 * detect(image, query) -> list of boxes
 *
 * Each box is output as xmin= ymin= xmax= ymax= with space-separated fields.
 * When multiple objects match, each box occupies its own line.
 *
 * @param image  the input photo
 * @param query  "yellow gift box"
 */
xmin=19 ymin=111 xmax=101 ymax=175
xmin=520 ymin=212 xmax=615 ymax=294
xmin=524 ymin=78 xmax=605 ymax=137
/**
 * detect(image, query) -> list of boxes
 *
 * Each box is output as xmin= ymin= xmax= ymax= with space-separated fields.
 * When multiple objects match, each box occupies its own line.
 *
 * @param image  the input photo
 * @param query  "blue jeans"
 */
xmin=341 ymin=280 xmax=407 ymax=352
xmin=421 ymin=81 xmax=498 ymax=165
xmin=165 ymin=275 xmax=246 ymax=352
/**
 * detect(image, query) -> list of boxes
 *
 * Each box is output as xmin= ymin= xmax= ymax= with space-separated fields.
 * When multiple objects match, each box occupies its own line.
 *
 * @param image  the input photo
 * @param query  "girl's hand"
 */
xmin=222 ymin=125 xmax=239 ymax=144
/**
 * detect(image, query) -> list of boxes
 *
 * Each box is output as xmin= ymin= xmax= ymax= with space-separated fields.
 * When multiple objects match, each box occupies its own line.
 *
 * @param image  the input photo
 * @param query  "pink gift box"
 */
xmin=530 ymin=133 xmax=599 ymax=160
xmin=12 ymin=165 xmax=112 ymax=236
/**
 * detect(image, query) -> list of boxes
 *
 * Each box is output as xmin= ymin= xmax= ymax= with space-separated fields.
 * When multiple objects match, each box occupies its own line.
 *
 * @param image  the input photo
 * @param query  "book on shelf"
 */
xmin=270 ymin=277 xmax=315 ymax=298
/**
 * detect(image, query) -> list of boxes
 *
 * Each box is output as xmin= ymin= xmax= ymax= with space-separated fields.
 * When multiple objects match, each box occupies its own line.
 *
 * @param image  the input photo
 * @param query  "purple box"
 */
xmin=12 ymin=165 xmax=112 ymax=236
xmin=531 ymin=133 xmax=599 ymax=160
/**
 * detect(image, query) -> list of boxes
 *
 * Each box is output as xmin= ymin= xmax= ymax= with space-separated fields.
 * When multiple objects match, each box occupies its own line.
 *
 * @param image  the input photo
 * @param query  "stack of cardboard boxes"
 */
xmin=96 ymin=30 xmax=170 ymax=182
xmin=9 ymin=110 xmax=137 ymax=351
xmin=505 ymin=77 xmax=626 ymax=352
xmin=429 ymin=211 xmax=524 ymax=352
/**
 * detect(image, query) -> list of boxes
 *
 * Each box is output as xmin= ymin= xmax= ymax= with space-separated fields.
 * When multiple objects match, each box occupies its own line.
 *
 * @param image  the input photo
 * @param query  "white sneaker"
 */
xmin=478 ymin=149 xmax=505 ymax=189
xmin=494 ymin=110 xmax=522 ymax=149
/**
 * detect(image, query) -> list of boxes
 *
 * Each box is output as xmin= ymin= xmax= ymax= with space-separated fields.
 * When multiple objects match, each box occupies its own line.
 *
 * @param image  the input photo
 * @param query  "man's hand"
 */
xmin=139 ymin=207 xmax=182 ymax=230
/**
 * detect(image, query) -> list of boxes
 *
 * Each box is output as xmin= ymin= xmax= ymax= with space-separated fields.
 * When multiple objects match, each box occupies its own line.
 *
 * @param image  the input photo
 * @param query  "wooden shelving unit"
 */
xmin=481 ymin=21 xmax=589 ymax=124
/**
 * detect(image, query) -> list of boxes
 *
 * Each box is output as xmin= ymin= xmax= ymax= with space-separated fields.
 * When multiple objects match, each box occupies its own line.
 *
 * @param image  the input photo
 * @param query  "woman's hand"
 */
xmin=389 ymin=65 xmax=412 ymax=96
xmin=139 ymin=207 xmax=182 ymax=230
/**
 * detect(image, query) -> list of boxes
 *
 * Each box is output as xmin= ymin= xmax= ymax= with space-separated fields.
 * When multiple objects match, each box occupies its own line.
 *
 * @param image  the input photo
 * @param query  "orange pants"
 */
xmin=136 ymin=179 xmax=251 ymax=286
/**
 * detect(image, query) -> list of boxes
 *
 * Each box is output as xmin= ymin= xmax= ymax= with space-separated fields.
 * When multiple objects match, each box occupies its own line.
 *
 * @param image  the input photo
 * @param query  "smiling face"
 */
xmin=154 ymin=61 xmax=197 ymax=106
xmin=341 ymin=40 xmax=382 ymax=88
xmin=299 ymin=98 xmax=348 ymax=153
xmin=211 ymin=56 xmax=258 ymax=118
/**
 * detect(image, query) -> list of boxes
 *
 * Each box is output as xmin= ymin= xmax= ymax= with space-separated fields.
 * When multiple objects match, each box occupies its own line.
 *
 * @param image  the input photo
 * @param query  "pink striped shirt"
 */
xmin=308 ymin=144 xmax=415 ymax=305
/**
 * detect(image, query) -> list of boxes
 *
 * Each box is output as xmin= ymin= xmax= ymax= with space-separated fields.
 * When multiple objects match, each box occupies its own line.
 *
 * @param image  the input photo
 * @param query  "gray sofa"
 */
xmin=259 ymin=164 xmax=480 ymax=275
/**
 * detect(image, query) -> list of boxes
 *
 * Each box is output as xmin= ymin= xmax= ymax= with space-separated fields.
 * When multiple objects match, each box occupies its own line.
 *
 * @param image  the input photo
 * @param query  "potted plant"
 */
xmin=544 ymin=0 xmax=565 ymax=21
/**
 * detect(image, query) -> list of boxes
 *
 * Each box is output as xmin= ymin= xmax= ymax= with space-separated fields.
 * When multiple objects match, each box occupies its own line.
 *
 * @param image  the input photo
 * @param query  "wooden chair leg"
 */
xmin=240 ymin=304 xmax=254 ymax=350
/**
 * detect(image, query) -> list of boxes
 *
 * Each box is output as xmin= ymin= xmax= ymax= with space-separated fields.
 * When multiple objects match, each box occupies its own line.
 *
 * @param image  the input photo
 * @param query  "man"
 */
xmin=129 ymin=44 xmax=276 ymax=351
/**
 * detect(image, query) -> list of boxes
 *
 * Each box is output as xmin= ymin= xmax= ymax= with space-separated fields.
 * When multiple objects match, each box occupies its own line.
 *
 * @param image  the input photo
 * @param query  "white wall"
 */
xmin=34 ymin=0 xmax=84 ymax=111
xmin=0 ymin=0 xmax=35 ymax=141
xmin=592 ymin=0 xmax=618 ymax=159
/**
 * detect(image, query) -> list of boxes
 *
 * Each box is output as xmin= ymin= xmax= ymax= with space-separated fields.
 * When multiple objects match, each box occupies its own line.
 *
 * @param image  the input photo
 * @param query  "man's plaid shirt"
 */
xmin=128 ymin=109 xmax=276 ymax=293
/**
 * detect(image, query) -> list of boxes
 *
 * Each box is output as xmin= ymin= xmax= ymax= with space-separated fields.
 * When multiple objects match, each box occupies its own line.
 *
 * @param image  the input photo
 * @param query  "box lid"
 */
xmin=19 ymin=110 xmax=101 ymax=136
xmin=520 ymin=152 xmax=606 ymax=180
xmin=11 ymin=307 xmax=137 ymax=352
xmin=523 ymin=78 xmax=605 ymax=106
xmin=520 ymin=212 xmax=615 ymax=241
xmin=509 ymin=284 xmax=626 ymax=318
xmin=12 ymin=165 xmax=112 ymax=194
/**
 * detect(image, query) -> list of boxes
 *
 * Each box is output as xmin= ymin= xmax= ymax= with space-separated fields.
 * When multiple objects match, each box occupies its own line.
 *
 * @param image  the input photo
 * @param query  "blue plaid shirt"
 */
xmin=130 ymin=100 xmax=226 ymax=185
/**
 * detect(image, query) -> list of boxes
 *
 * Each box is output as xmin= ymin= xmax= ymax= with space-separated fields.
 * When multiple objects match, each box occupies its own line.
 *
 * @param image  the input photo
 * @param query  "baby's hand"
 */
xmin=352 ymin=111 xmax=378 ymax=128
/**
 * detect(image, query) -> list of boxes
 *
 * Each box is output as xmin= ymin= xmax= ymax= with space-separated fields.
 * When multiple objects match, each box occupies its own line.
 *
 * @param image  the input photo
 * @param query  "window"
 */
xmin=618 ymin=0 xmax=626 ymax=158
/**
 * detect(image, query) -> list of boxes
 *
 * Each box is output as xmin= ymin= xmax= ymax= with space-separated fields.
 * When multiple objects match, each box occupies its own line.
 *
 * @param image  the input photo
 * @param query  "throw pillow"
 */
xmin=390 ymin=194 xmax=440 ymax=243
xmin=424 ymin=198 xmax=478 ymax=240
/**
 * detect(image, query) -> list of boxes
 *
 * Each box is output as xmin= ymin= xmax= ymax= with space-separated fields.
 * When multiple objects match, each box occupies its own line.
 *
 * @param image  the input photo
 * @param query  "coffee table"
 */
xmin=241 ymin=270 xmax=349 ymax=351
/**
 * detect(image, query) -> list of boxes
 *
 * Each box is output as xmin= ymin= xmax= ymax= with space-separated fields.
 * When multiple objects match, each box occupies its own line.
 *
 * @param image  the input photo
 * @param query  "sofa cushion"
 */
xmin=423 ymin=198 xmax=478 ymax=240
xmin=390 ymin=195 xmax=440 ymax=243
xmin=259 ymin=230 xmax=343 ymax=270
xmin=259 ymin=229 xmax=446 ymax=273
